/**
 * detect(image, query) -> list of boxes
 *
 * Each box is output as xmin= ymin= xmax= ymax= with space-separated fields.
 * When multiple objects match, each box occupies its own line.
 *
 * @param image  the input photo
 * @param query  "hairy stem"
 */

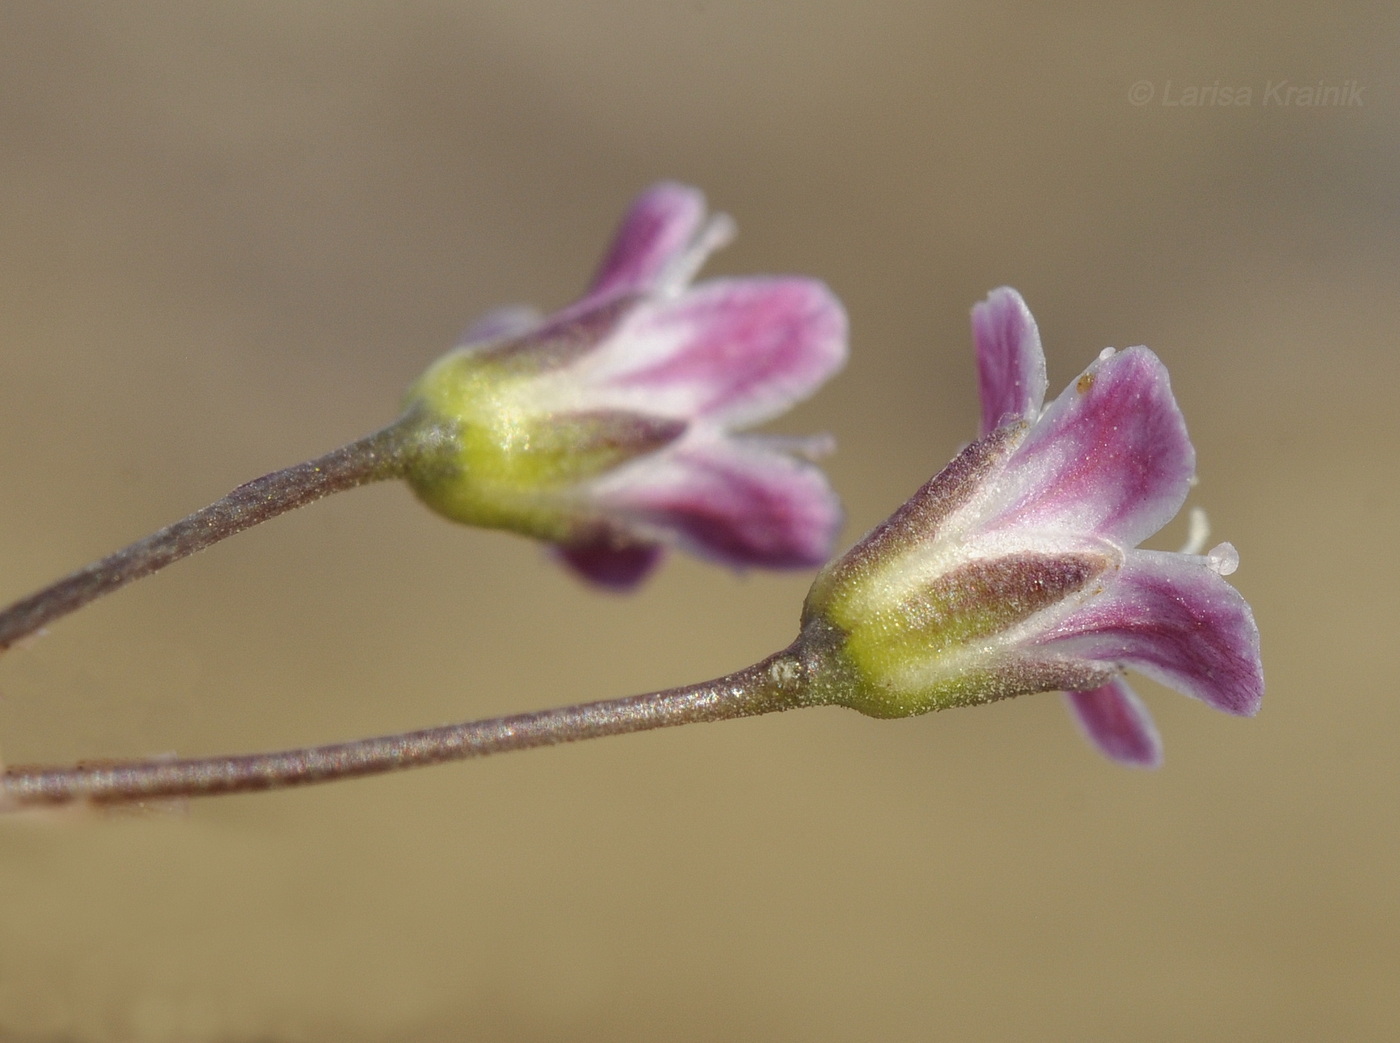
xmin=0 ymin=412 xmax=445 ymax=653
xmin=0 ymin=650 xmax=806 ymax=809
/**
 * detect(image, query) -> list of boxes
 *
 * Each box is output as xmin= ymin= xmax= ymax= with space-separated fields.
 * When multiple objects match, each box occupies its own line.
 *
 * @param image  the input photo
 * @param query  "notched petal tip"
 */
xmin=1065 ymin=679 xmax=1164 ymax=768
xmin=972 ymin=287 xmax=1048 ymax=437
xmin=587 ymin=182 xmax=708 ymax=301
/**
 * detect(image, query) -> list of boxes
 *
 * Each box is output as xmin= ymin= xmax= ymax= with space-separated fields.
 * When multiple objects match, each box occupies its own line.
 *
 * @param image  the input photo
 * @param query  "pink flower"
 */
xmin=800 ymin=288 xmax=1262 ymax=767
xmin=405 ymin=183 xmax=848 ymax=589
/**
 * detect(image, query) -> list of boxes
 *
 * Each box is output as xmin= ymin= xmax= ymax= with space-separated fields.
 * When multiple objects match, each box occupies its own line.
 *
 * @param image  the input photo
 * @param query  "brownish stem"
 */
xmin=0 ymin=650 xmax=803 ymax=809
xmin=0 ymin=414 xmax=437 ymax=653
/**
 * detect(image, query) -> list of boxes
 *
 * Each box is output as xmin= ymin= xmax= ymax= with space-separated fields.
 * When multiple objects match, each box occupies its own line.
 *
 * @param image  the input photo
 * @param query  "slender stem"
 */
xmin=0 ymin=413 xmax=440 ymax=654
xmin=0 ymin=649 xmax=804 ymax=809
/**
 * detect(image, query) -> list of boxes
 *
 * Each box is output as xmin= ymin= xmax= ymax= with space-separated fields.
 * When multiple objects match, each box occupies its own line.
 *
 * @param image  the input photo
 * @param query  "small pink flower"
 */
xmin=406 ymin=183 xmax=848 ymax=589
xmin=801 ymin=288 xmax=1262 ymax=767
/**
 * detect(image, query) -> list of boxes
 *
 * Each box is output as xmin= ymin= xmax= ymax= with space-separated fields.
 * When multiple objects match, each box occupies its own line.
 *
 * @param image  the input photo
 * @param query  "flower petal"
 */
xmin=980 ymin=346 xmax=1195 ymax=546
xmin=590 ymin=437 xmax=843 ymax=570
xmin=1065 ymin=679 xmax=1163 ymax=768
xmin=582 ymin=277 xmax=848 ymax=428
xmin=972 ymin=287 xmax=1047 ymax=437
xmin=1037 ymin=549 xmax=1263 ymax=716
xmin=586 ymin=182 xmax=707 ymax=301
xmin=556 ymin=541 xmax=665 ymax=591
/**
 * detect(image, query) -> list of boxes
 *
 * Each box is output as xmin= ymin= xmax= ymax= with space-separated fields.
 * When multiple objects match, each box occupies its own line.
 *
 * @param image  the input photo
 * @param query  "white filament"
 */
xmin=1178 ymin=506 xmax=1210 ymax=555
xmin=659 ymin=212 xmax=737 ymax=297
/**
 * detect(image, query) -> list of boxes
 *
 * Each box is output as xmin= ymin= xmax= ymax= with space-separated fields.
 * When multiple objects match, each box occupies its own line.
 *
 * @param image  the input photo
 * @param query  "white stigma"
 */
xmin=1206 ymin=542 xmax=1240 ymax=576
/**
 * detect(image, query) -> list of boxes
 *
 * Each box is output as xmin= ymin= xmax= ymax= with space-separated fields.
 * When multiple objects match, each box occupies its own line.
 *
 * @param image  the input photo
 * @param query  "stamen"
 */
xmin=745 ymin=432 xmax=837 ymax=460
xmin=659 ymin=212 xmax=737 ymax=296
xmin=1178 ymin=506 xmax=1210 ymax=555
xmin=1177 ymin=510 xmax=1236 ymax=574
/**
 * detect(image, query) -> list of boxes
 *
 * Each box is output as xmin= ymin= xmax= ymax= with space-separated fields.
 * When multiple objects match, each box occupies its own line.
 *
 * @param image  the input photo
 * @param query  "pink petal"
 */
xmin=1037 ymin=550 xmax=1263 ymax=716
xmin=1065 ymin=679 xmax=1163 ymax=768
xmin=592 ymin=437 xmax=843 ymax=570
xmin=982 ymin=346 xmax=1195 ymax=547
xmin=586 ymin=182 xmax=707 ymax=301
xmin=972 ymin=287 xmax=1047 ymax=437
xmin=556 ymin=542 xmax=665 ymax=591
xmin=597 ymin=277 xmax=848 ymax=428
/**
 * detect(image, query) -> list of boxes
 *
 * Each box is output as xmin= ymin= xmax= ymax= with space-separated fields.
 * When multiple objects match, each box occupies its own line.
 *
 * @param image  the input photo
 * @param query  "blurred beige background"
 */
xmin=0 ymin=3 xmax=1395 ymax=1040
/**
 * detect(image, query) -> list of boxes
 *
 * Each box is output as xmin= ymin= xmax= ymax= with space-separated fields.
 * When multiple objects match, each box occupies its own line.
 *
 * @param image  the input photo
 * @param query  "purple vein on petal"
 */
xmin=602 ymin=277 xmax=848 ymax=428
xmin=1038 ymin=549 xmax=1263 ymax=716
xmin=593 ymin=437 xmax=843 ymax=570
xmin=981 ymin=346 xmax=1195 ymax=546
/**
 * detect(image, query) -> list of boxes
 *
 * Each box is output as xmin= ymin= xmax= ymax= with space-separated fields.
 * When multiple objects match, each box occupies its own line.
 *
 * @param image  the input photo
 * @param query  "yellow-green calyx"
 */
xmin=802 ymin=549 xmax=1115 ymax=718
xmin=400 ymin=346 xmax=684 ymax=542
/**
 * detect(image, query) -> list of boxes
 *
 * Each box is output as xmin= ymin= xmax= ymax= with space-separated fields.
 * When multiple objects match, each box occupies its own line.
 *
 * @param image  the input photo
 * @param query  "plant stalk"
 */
xmin=0 ymin=413 xmax=443 ymax=653
xmin=0 ymin=649 xmax=806 ymax=810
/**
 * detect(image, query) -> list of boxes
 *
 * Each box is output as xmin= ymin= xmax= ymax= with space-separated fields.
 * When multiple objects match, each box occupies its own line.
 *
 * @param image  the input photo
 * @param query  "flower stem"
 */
xmin=0 ymin=649 xmax=806 ymax=809
xmin=0 ymin=412 xmax=446 ymax=654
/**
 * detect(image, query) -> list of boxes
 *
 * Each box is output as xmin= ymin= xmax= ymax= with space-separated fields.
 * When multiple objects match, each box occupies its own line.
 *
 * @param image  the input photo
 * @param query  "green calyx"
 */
xmin=399 ymin=348 xmax=685 ymax=541
xmin=804 ymin=551 xmax=1112 ymax=718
